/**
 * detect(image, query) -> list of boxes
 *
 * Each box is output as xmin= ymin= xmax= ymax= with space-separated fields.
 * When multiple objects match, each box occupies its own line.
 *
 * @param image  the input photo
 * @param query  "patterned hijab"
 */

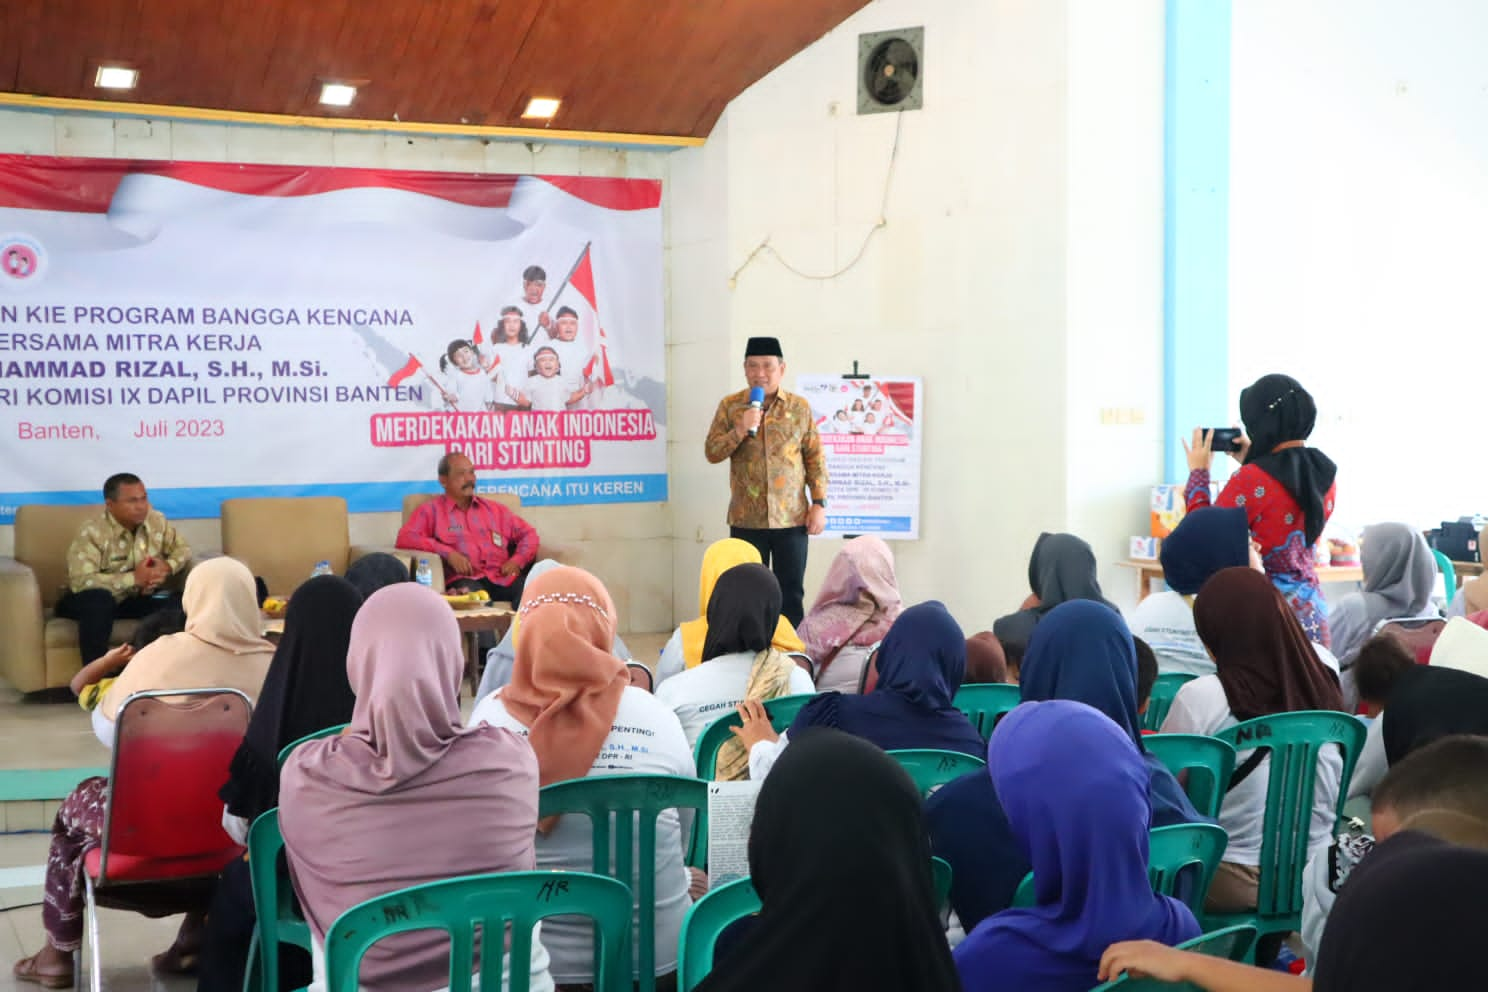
xmin=797 ymin=536 xmax=902 ymax=670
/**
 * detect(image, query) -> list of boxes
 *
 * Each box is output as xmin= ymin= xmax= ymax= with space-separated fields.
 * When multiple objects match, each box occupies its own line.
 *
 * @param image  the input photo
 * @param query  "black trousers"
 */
xmin=730 ymin=526 xmax=809 ymax=627
xmin=54 ymin=588 xmax=174 ymax=665
xmin=196 ymin=856 xmax=310 ymax=992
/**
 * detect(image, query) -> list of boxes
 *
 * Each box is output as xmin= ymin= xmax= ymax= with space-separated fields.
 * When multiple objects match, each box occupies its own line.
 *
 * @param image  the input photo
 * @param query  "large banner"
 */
xmin=0 ymin=157 xmax=667 ymax=522
xmin=797 ymin=375 xmax=923 ymax=539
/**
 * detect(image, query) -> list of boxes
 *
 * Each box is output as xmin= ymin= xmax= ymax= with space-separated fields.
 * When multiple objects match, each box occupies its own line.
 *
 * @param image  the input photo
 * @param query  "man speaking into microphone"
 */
xmin=704 ymin=336 xmax=827 ymax=625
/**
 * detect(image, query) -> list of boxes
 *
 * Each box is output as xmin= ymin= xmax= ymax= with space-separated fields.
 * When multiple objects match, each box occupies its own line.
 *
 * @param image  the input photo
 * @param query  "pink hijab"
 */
xmin=279 ymin=583 xmax=539 ymax=990
xmin=797 ymin=536 xmax=902 ymax=671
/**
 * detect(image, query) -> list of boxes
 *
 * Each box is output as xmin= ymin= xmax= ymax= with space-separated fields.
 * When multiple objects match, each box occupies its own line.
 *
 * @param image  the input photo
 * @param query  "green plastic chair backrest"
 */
xmin=1209 ymin=711 xmax=1364 ymax=936
xmin=275 ymin=723 xmax=349 ymax=768
xmin=951 ymin=683 xmax=1022 ymax=737
xmin=1143 ymin=673 xmax=1197 ymax=732
xmin=323 ymin=870 xmax=632 ymax=992
xmin=691 ymin=694 xmax=817 ymax=781
xmin=246 ymin=809 xmax=312 ymax=992
xmin=677 ymin=856 xmax=956 ymax=992
xmin=1433 ymin=549 xmax=1458 ymax=603
xmin=1144 ymin=734 xmax=1238 ymax=820
xmin=539 ymin=774 xmax=708 ymax=992
xmin=886 ymin=749 xmax=987 ymax=798
xmin=1087 ymin=925 xmax=1257 ymax=990
xmin=1011 ymin=823 xmax=1229 ymax=914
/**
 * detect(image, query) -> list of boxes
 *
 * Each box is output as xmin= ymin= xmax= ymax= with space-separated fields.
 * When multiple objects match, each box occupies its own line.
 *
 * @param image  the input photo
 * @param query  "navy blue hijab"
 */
xmin=789 ymin=601 xmax=985 ymax=758
xmin=1159 ymin=507 xmax=1251 ymax=596
xmin=926 ymin=601 xmax=1205 ymax=930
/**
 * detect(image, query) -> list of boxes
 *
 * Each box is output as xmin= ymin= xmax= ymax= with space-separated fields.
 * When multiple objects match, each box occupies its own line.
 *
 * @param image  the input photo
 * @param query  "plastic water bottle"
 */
xmin=312 ymin=560 xmax=332 ymax=578
xmin=416 ymin=558 xmax=433 ymax=588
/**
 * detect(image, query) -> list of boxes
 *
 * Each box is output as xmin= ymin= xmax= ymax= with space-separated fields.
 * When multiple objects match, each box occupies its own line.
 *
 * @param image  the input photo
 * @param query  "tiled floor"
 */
xmin=0 ymin=630 xmax=670 ymax=991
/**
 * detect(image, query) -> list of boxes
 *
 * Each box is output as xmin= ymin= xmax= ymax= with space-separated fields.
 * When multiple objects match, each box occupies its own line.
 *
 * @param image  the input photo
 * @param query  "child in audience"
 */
xmin=280 ymin=583 xmax=550 ymax=992
xmin=954 ymin=700 xmax=1199 ymax=991
xmin=1161 ymin=567 xmax=1345 ymax=918
xmin=993 ymin=532 xmax=1115 ymax=655
xmin=655 ymin=563 xmax=814 ymax=755
xmin=1354 ymin=634 xmax=1415 ymax=719
xmin=695 ymin=728 xmax=960 ymax=992
xmin=198 ymin=574 xmax=363 ymax=991
xmin=963 ymin=632 xmax=1008 ymax=684
xmin=68 ymin=606 xmax=186 ymax=709
xmin=797 ymin=536 xmax=902 ymax=694
xmin=1134 ymin=635 xmax=1158 ymax=729
xmin=733 ymin=602 xmax=985 ymax=779
xmin=469 ymin=566 xmax=696 ymax=990
xmin=926 ymin=602 xmax=1203 ymax=933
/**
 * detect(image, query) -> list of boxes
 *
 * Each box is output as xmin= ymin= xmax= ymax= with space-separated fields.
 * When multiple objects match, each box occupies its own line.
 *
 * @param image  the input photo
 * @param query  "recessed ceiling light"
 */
xmin=94 ymin=66 xmax=138 ymax=90
xmin=522 ymin=97 xmax=561 ymax=119
xmin=319 ymin=83 xmax=357 ymax=107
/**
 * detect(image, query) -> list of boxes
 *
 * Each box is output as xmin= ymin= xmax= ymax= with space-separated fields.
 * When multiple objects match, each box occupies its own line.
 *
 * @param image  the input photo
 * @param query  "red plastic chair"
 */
xmin=81 ymin=688 xmax=252 ymax=992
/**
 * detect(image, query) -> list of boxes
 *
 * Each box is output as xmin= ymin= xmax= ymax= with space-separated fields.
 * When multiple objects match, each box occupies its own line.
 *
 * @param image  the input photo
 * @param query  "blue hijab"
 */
xmin=926 ymin=602 xmax=1204 ymax=929
xmin=954 ymin=701 xmax=1199 ymax=992
xmin=790 ymin=601 xmax=985 ymax=758
xmin=1159 ymin=507 xmax=1251 ymax=596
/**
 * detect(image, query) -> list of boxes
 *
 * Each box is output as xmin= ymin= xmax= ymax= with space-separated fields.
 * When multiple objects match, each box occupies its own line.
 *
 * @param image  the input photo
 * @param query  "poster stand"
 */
xmin=839 ymin=362 xmax=870 ymax=538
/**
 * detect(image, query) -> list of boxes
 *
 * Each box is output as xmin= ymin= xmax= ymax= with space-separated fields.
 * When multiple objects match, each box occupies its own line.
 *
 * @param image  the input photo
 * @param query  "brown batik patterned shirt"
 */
xmin=705 ymin=387 xmax=828 ymax=529
xmin=66 ymin=509 xmax=191 ymax=601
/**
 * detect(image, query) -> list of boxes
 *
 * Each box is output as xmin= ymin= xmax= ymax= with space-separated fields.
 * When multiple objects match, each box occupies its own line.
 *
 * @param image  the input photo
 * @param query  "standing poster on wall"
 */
xmin=0 ymin=156 xmax=667 ymax=522
xmin=797 ymin=375 xmax=923 ymax=539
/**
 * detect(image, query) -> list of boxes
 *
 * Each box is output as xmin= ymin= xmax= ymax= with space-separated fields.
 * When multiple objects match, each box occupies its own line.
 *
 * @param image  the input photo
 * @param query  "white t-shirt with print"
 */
xmin=1127 ymin=591 xmax=1343 ymax=681
xmin=468 ymin=687 xmax=696 ymax=984
xmin=1159 ymin=675 xmax=1343 ymax=867
xmin=653 ymin=651 xmax=816 ymax=747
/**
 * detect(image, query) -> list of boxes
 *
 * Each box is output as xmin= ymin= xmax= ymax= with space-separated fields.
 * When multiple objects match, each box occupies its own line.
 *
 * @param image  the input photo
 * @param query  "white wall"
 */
xmin=0 ymin=111 xmax=677 ymax=633
xmin=1231 ymin=0 xmax=1488 ymax=537
xmin=666 ymin=0 xmax=1167 ymax=626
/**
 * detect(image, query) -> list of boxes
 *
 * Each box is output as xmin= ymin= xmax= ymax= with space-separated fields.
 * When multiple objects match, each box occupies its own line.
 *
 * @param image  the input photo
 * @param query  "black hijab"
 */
xmin=344 ymin=552 xmax=412 ymax=599
xmin=1381 ymin=665 xmax=1488 ymax=766
xmin=701 ymin=563 xmax=783 ymax=661
xmin=697 ymin=728 xmax=960 ymax=992
xmin=219 ymin=574 xmax=362 ymax=822
xmin=992 ymin=533 xmax=1115 ymax=650
xmin=1312 ymin=831 xmax=1488 ymax=991
xmin=1239 ymin=373 xmax=1337 ymax=545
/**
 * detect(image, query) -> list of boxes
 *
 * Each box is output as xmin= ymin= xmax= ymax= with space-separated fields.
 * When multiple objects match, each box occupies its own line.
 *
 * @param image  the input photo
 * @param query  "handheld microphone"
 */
xmin=747 ymin=386 xmax=765 ymax=436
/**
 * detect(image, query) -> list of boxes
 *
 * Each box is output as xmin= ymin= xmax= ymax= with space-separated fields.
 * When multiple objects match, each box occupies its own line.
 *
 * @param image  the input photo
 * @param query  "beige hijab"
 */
xmin=101 ymin=556 xmax=275 ymax=719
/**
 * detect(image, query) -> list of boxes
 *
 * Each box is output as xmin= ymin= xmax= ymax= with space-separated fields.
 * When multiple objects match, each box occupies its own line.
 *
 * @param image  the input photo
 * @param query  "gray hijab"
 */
xmin=1331 ymin=523 xmax=1438 ymax=667
xmin=474 ymin=559 xmax=631 ymax=699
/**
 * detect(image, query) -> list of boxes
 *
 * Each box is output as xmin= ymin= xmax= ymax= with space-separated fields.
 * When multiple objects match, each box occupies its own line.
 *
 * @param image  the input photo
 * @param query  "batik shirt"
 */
xmin=66 ymin=509 xmax=191 ymax=601
xmin=705 ymin=388 xmax=827 ymax=529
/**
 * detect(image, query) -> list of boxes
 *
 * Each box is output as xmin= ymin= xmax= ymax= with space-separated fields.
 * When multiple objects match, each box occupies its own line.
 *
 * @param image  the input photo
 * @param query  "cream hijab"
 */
xmin=100 ymin=556 xmax=275 ymax=719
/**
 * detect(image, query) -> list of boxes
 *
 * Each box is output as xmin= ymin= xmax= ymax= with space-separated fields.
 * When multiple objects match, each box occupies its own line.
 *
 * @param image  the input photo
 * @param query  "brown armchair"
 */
xmin=219 ymin=496 xmax=413 ymax=596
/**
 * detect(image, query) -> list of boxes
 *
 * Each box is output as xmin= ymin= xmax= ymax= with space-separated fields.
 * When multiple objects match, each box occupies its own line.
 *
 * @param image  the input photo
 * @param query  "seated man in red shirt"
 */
xmin=396 ymin=452 xmax=539 ymax=603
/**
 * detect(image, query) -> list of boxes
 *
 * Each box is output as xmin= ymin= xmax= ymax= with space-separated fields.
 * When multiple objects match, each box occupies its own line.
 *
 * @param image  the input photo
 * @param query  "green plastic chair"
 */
xmin=676 ymin=857 xmax=955 ymax=992
xmin=886 ymin=749 xmax=987 ymax=797
xmin=952 ymin=683 xmax=1022 ymax=737
xmin=323 ymin=871 xmax=632 ymax=992
xmin=1433 ymin=549 xmax=1458 ymax=603
xmin=1205 ymin=711 xmax=1364 ymax=942
xmin=1011 ymin=823 xmax=1229 ymax=914
xmin=1088 ymin=924 xmax=1257 ymax=990
xmin=1143 ymin=673 xmax=1196 ymax=732
xmin=245 ymin=809 xmax=311 ymax=992
xmin=691 ymin=694 xmax=817 ymax=781
xmin=275 ymin=723 xmax=349 ymax=768
xmin=539 ymin=774 xmax=708 ymax=992
xmin=1144 ymin=734 xmax=1238 ymax=820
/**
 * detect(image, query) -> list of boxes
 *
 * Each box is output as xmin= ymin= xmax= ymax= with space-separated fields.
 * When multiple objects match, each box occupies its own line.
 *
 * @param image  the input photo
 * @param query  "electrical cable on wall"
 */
xmin=728 ymin=108 xmax=904 ymax=287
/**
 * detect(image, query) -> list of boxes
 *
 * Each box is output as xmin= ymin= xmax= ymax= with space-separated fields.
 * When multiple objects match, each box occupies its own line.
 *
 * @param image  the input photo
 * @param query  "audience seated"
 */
xmin=1353 ymin=633 xmax=1415 ymax=719
xmin=954 ymin=700 xmax=1200 ymax=992
xmin=1129 ymin=507 xmax=1252 ymax=677
xmin=992 ymin=532 xmax=1114 ymax=655
xmin=198 ymin=574 xmax=363 ymax=991
xmin=280 ymin=583 xmax=550 ymax=992
xmin=657 ymin=538 xmax=804 ymax=685
xmin=796 ymin=535 xmax=902 ymax=693
xmin=695 ymin=728 xmax=960 ymax=992
xmin=469 ymin=565 xmax=695 ymax=990
xmin=56 ymin=471 xmax=192 ymax=668
xmin=655 ymin=563 xmax=815 ymax=753
xmin=1161 ymin=567 xmax=1346 ymax=914
xmin=926 ymin=601 xmax=1203 ymax=932
xmin=1327 ymin=522 xmax=1438 ymax=685
xmin=736 ymin=601 xmax=985 ymax=780
xmin=963 ymin=631 xmax=1007 ymax=684
xmin=341 ymin=551 xmax=413 ymax=598
xmin=1133 ymin=635 xmax=1158 ymax=725
xmin=11 ymin=557 xmax=272 ymax=989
